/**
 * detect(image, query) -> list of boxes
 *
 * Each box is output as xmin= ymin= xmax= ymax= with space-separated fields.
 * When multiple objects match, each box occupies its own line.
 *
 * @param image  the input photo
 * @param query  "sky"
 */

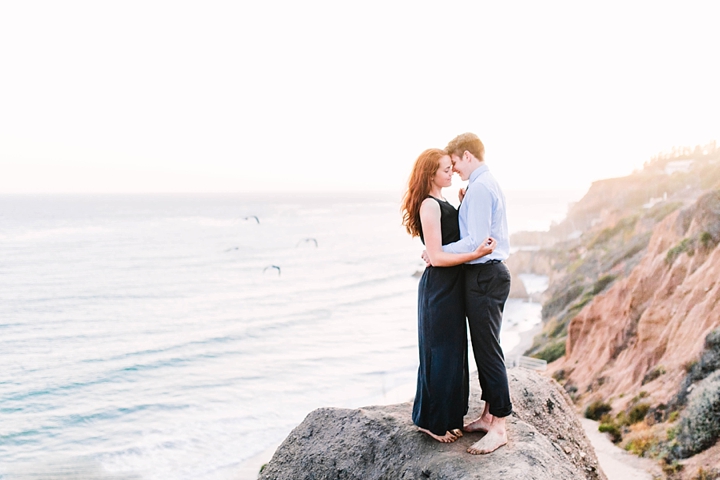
xmin=1 ymin=1 xmax=719 ymax=195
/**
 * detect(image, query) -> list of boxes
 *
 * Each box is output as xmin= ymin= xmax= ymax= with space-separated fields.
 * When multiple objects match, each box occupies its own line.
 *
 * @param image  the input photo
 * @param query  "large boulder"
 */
xmin=259 ymin=368 xmax=606 ymax=480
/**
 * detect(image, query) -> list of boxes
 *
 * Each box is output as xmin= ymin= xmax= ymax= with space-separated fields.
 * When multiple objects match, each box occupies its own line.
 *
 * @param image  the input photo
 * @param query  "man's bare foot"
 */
xmin=467 ymin=429 xmax=508 ymax=454
xmin=418 ymin=427 xmax=458 ymax=443
xmin=463 ymin=416 xmax=491 ymax=433
xmin=464 ymin=401 xmax=493 ymax=432
xmin=450 ymin=428 xmax=463 ymax=438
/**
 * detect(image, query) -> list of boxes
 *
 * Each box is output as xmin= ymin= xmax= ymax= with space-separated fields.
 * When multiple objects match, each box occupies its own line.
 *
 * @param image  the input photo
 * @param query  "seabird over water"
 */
xmin=263 ymin=265 xmax=281 ymax=275
xmin=296 ymin=238 xmax=318 ymax=247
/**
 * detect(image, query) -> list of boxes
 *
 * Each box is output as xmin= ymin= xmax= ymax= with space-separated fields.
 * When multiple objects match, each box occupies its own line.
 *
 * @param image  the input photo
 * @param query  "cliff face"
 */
xmin=260 ymin=368 xmax=606 ymax=480
xmin=506 ymin=147 xmax=720 ymax=476
xmin=550 ymin=190 xmax=720 ymax=410
xmin=511 ymin=149 xmax=720 ymax=370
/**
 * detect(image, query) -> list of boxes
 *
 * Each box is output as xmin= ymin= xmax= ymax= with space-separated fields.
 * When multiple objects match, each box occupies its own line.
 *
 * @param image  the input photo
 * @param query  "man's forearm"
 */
xmin=442 ymin=235 xmax=478 ymax=254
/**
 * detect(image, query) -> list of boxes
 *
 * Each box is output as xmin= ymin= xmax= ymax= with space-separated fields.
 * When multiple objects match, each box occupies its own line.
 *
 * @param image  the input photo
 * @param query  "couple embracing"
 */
xmin=401 ymin=133 xmax=512 ymax=455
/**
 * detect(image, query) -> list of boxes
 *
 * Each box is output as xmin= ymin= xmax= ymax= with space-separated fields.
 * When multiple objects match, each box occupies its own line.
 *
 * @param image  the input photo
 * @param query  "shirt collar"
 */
xmin=468 ymin=164 xmax=489 ymax=185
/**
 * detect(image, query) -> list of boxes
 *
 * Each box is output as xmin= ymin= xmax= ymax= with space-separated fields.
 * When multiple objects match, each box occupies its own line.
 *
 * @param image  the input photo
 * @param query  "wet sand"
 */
xmin=504 ymin=318 xmax=541 ymax=360
xmin=237 ymin=445 xmax=277 ymax=480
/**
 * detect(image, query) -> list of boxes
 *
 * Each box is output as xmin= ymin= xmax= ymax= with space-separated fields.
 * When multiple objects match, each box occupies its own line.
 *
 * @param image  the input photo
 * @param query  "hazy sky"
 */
xmin=1 ymin=1 xmax=719 ymax=194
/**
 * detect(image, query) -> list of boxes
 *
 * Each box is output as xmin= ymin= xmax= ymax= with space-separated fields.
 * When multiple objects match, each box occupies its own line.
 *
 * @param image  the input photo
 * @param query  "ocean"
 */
xmin=0 ymin=190 xmax=582 ymax=479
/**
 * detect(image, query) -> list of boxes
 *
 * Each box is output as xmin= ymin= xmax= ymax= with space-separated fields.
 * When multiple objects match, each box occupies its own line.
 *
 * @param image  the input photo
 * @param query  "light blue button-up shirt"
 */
xmin=442 ymin=164 xmax=510 ymax=264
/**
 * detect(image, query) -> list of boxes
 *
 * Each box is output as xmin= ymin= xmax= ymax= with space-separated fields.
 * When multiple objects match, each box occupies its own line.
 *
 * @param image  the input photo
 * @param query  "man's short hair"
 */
xmin=445 ymin=133 xmax=485 ymax=161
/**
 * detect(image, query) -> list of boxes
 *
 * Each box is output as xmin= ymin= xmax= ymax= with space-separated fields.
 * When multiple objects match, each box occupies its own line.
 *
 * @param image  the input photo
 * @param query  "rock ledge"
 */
xmin=260 ymin=368 xmax=606 ymax=480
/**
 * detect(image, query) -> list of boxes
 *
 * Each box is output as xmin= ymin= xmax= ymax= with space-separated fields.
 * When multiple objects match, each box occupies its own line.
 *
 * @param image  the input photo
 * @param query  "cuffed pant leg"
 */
xmin=465 ymin=263 xmax=513 ymax=418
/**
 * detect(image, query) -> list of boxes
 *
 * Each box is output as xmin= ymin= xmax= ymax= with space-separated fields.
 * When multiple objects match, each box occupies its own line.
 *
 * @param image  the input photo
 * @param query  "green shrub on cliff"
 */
xmin=708 ymin=329 xmax=720 ymax=348
xmin=625 ymin=431 xmax=659 ymax=456
xmin=674 ymin=370 xmax=720 ymax=458
xmin=598 ymin=422 xmax=622 ymax=443
xmin=692 ymin=467 xmax=720 ymax=480
xmin=587 ymin=215 xmax=639 ymax=249
xmin=542 ymin=283 xmax=584 ymax=321
xmin=642 ymin=365 xmax=666 ymax=385
xmin=591 ymin=274 xmax=616 ymax=295
xmin=694 ymin=328 xmax=720 ymax=380
xmin=627 ymin=403 xmax=651 ymax=424
xmin=585 ymin=400 xmax=612 ymax=420
xmin=610 ymin=401 xmax=650 ymax=428
xmin=532 ymin=338 xmax=566 ymax=363
xmin=544 ymin=317 xmax=567 ymax=338
xmin=569 ymin=292 xmax=594 ymax=312
xmin=700 ymin=231 xmax=715 ymax=249
xmin=666 ymin=237 xmax=694 ymax=264
xmin=605 ymin=232 xmax=651 ymax=270
xmin=675 ymin=328 xmax=720 ymax=408
xmin=647 ymin=201 xmax=683 ymax=222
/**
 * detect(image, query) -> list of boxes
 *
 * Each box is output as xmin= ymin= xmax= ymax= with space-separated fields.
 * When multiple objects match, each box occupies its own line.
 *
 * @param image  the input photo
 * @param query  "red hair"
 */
xmin=401 ymin=148 xmax=446 ymax=237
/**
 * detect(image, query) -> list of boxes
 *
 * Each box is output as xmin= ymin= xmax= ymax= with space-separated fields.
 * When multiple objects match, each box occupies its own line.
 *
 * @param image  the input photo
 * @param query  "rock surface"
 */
xmin=259 ymin=368 xmax=606 ymax=480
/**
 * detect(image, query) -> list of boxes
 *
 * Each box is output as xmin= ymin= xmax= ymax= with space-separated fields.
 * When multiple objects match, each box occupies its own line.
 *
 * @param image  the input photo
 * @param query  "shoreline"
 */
xmin=237 ymin=444 xmax=278 ymax=480
xmin=505 ymin=318 xmax=542 ymax=361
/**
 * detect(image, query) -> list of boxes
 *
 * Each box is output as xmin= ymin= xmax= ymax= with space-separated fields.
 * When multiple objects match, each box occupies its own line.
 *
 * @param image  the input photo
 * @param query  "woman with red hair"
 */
xmin=401 ymin=148 xmax=496 ymax=443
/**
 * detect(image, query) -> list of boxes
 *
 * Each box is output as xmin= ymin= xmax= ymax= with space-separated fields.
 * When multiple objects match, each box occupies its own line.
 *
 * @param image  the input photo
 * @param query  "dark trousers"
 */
xmin=464 ymin=262 xmax=513 ymax=418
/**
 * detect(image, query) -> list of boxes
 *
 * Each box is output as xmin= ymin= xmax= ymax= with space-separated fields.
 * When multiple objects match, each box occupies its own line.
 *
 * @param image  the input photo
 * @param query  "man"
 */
xmin=423 ymin=132 xmax=512 ymax=454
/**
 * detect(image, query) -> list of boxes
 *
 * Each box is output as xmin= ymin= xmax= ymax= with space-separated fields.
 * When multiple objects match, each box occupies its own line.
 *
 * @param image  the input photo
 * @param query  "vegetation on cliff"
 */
xmin=510 ymin=142 xmax=720 ymax=479
xmin=518 ymin=142 xmax=720 ymax=365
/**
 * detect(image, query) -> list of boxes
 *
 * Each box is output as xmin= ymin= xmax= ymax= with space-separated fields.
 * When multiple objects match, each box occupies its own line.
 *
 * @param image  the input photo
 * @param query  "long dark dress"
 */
xmin=412 ymin=196 xmax=469 ymax=436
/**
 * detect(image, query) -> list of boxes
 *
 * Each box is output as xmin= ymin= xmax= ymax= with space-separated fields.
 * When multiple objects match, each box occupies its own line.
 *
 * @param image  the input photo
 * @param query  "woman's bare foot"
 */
xmin=418 ymin=427 xmax=458 ymax=443
xmin=467 ymin=429 xmax=508 ymax=454
xmin=450 ymin=428 xmax=463 ymax=438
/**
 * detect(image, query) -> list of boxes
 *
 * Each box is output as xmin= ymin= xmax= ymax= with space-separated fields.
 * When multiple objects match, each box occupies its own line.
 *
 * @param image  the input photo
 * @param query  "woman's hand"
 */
xmin=474 ymin=237 xmax=496 ymax=258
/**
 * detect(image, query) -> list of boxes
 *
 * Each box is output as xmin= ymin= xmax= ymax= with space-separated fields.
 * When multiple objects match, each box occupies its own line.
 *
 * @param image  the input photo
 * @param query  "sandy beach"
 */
xmin=504 ymin=316 xmax=542 ymax=361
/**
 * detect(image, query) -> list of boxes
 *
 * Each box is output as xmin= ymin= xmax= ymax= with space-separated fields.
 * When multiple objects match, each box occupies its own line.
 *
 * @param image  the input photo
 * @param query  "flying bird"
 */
xmin=244 ymin=216 xmax=260 ymax=224
xmin=263 ymin=265 xmax=281 ymax=275
xmin=296 ymin=238 xmax=318 ymax=247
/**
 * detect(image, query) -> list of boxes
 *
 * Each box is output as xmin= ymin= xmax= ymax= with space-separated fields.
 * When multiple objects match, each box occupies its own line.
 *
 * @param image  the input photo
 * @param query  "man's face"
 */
xmin=450 ymin=153 xmax=470 ymax=181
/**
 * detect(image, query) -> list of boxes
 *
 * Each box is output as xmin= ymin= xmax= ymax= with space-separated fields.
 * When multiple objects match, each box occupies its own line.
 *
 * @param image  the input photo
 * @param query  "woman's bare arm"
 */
xmin=420 ymin=199 xmax=495 ymax=267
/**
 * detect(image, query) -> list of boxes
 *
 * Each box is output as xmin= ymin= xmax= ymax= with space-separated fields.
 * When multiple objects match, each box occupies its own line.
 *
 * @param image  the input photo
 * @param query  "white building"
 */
xmin=665 ymin=159 xmax=694 ymax=175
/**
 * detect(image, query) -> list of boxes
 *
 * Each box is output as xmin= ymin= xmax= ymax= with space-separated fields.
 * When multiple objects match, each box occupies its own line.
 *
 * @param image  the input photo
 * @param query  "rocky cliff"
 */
xmin=554 ymin=190 xmax=720 ymax=406
xmin=508 ymin=144 xmax=720 ymax=478
xmin=259 ymin=368 xmax=606 ymax=480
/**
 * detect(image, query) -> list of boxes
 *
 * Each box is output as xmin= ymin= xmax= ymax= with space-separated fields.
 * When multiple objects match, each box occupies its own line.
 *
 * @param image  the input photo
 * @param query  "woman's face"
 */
xmin=433 ymin=155 xmax=454 ymax=188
